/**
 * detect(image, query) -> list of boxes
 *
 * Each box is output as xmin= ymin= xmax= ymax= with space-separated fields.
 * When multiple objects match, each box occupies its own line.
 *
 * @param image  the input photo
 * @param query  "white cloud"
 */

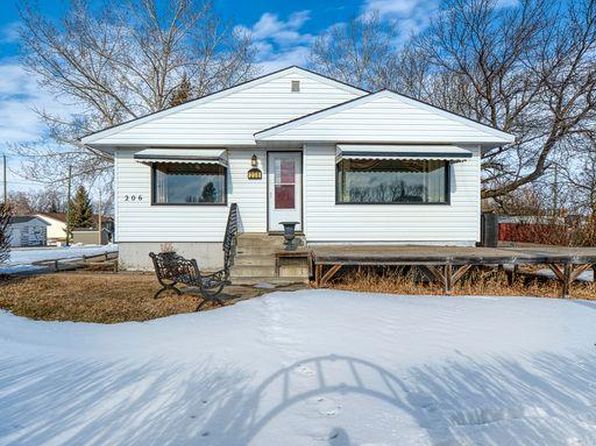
xmin=237 ymin=11 xmax=314 ymax=70
xmin=362 ymin=0 xmax=438 ymax=38
xmin=237 ymin=2 xmax=443 ymax=72
xmin=0 ymin=61 xmax=77 ymax=192
xmin=252 ymin=11 xmax=312 ymax=43
xmin=0 ymin=22 xmax=20 ymax=44
xmin=364 ymin=0 xmax=423 ymax=16
xmin=0 ymin=61 xmax=76 ymax=143
xmin=0 ymin=63 xmax=48 ymax=143
xmin=257 ymin=46 xmax=311 ymax=72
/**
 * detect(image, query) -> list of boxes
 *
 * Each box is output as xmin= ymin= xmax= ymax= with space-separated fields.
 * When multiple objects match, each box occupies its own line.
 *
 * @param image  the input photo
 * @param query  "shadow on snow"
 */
xmin=0 ymin=351 xmax=595 ymax=445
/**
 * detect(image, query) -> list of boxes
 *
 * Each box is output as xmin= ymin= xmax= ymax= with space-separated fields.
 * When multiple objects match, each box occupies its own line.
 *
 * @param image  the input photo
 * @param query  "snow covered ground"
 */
xmin=0 ymin=290 xmax=595 ymax=445
xmin=0 ymin=245 xmax=118 ymax=274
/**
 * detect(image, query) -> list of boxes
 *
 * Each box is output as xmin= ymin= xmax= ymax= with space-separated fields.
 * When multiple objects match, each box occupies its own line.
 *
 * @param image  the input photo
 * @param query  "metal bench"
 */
xmin=149 ymin=251 xmax=229 ymax=307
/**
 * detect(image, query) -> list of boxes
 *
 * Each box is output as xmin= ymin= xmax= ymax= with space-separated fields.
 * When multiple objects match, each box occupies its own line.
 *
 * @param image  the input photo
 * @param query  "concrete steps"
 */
xmin=237 ymin=233 xmax=285 ymax=243
xmin=234 ymin=254 xmax=276 ymax=266
xmin=236 ymin=246 xmax=281 ymax=256
xmin=230 ymin=233 xmax=308 ymax=283
xmin=230 ymin=265 xmax=277 ymax=278
xmin=235 ymin=234 xmax=284 ymax=253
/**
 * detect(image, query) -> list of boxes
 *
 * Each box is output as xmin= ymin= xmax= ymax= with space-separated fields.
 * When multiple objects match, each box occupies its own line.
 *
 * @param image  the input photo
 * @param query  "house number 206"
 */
xmin=123 ymin=194 xmax=143 ymax=202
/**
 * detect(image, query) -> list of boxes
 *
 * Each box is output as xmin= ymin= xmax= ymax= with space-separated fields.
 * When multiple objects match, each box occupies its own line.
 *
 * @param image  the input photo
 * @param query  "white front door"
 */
xmin=268 ymin=152 xmax=302 ymax=232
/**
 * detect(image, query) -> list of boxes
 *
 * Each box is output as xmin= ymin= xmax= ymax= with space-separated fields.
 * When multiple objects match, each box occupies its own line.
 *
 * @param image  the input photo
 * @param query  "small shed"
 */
xmin=71 ymin=227 xmax=111 ymax=245
xmin=8 ymin=216 xmax=50 ymax=247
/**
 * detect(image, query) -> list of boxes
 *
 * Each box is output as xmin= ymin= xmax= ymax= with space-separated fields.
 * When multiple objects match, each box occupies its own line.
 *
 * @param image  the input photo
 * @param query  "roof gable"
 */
xmin=81 ymin=66 xmax=367 ymax=146
xmin=37 ymin=213 xmax=111 ymax=225
xmin=37 ymin=213 xmax=67 ymax=223
xmin=255 ymin=90 xmax=515 ymax=146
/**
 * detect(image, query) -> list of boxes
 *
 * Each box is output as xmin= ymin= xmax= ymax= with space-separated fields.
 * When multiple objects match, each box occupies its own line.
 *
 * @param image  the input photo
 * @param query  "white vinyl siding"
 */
xmin=114 ymin=148 xmax=267 ymax=242
xmin=116 ymin=144 xmax=482 ymax=244
xmin=93 ymin=72 xmax=363 ymax=146
xmin=259 ymin=93 xmax=512 ymax=145
xmin=303 ymin=144 xmax=481 ymax=244
xmin=95 ymin=68 xmax=505 ymax=254
xmin=229 ymin=149 xmax=267 ymax=233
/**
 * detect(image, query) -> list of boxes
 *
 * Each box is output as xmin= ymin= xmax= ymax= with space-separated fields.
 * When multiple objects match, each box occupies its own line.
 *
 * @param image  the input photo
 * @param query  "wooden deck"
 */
xmin=310 ymin=245 xmax=596 ymax=297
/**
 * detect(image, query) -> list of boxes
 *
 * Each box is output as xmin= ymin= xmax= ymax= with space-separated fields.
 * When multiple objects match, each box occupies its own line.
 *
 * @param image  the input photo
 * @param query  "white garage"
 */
xmin=8 ymin=216 xmax=49 ymax=247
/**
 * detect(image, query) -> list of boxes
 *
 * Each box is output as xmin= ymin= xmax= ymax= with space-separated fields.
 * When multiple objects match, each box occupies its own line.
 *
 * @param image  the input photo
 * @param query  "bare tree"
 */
xmin=559 ymin=135 xmax=596 ymax=216
xmin=309 ymin=12 xmax=402 ymax=91
xmin=404 ymin=0 xmax=596 ymax=200
xmin=6 ymin=192 xmax=35 ymax=215
xmin=7 ymin=188 xmax=67 ymax=214
xmin=0 ymin=204 xmax=11 ymax=264
xmin=15 ymin=0 xmax=257 ymax=185
xmin=310 ymin=0 xmax=596 ymax=202
xmin=169 ymin=73 xmax=192 ymax=107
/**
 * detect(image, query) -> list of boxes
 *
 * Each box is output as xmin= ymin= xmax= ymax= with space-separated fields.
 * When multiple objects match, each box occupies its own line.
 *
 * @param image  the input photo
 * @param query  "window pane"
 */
xmin=337 ymin=159 xmax=447 ymax=204
xmin=275 ymin=159 xmax=295 ymax=184
xmin=275 ymin=184 xmax=295 ymax=209
xmin=280 ymin=160 xmax=295 ymax=183
xmin=154 ymin=163 xmax=226 ymax=204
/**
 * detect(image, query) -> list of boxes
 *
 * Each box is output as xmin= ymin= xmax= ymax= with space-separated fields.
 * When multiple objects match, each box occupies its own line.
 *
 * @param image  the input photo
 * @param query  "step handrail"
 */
xmin=223 ymin=203 xmax=239 ymax=271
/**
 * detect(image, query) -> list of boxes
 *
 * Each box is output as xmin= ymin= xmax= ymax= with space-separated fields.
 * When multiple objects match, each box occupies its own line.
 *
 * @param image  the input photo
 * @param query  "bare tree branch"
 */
xmin=310 ymin=0 xmax=596 ymax=203
xmin=13 ymin=0 xmax=258 ymax=186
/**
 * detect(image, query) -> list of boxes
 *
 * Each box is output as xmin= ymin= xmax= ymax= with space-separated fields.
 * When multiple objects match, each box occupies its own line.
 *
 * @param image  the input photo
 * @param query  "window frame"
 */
xmin=150 ymin=162 xmax=228 ymax=206
xmin=335 ymin=158 xmax=451 ymax=206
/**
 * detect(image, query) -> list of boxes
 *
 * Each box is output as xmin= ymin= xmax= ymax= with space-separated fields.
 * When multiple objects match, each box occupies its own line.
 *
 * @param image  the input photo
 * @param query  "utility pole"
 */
xmin=66 ymin=165 xmax=72 ymax=246
xmin=2 ymin=154 xmax=6 ymax=204
xmin=97 ymin=190 xmax=102 ymax=245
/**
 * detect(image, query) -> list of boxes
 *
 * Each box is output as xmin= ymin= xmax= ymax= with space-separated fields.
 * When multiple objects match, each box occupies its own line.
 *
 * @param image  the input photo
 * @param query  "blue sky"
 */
xmin=0 ymin=0 xmax=434 ymax=58
xmin=0 ymin=0 xmax=438 ymax=191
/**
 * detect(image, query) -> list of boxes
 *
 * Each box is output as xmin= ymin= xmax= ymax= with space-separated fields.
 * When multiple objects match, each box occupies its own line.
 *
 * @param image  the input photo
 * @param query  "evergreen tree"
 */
xmin=48 ymin=198 xmax=60 ymax=213
xmin=169 ymin=74 xmax=192 ymax=107
xmin=67 ymin=186 xmax=94 ymax=230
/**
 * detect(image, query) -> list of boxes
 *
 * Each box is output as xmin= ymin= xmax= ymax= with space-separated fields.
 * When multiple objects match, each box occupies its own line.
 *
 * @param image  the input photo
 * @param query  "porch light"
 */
xmin=251 ymin=154 xmax=258 ymax=167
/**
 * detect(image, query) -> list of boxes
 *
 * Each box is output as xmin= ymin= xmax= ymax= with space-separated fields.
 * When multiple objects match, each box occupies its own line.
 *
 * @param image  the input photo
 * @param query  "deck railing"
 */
xmin=223 ymin=203 xmax=239 ymax=271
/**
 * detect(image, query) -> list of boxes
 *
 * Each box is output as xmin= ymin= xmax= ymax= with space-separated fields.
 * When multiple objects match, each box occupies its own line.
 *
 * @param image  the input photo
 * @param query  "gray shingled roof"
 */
xmin=9 ymin=216 xmax=50 ymax=225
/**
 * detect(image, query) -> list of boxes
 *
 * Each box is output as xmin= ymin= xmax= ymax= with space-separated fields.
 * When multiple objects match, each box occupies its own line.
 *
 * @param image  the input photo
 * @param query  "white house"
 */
xmin=36 ymin=213 xmax=67 ymax=245
xmin=8 ymin=216 xmax=49 ymax=247
xmin=36 ymin=213 xmax=114 ymax=246
xmin=81 ymin=66 xmax=514 ymax=272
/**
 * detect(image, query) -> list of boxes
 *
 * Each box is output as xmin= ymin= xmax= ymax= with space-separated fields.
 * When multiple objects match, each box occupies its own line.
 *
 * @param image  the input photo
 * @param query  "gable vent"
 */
xmin=291 ymin=80 xmax=300 ymax=92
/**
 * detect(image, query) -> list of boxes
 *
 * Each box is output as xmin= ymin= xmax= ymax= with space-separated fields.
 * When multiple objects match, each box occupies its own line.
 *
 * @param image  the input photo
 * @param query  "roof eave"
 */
xmin=254 ymin=89 xmax=516 ymax=143
xmin=84 ymin=143 xmax=116 ymax=156
xmin=79 ymin=66 xmax=368 ymax=145
xmin=255 ymin=136 xmax=515 ymax=146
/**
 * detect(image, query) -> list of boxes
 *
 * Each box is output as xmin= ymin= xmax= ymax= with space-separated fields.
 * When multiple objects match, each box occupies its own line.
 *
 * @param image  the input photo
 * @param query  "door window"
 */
xmin=275 ymin=159 xmax=295 ymax=209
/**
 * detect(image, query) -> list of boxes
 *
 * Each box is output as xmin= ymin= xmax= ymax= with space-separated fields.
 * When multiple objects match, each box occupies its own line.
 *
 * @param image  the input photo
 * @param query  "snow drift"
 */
xmin=0 ymin=290 xmax=595 ymax=445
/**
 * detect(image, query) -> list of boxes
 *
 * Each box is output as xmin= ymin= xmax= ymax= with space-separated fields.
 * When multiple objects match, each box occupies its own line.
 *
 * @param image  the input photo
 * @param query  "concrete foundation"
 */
xmin=118 ymin=242 xmax=224 ymax=271
xmin=278 ymin=256 xmax=310 ymax=278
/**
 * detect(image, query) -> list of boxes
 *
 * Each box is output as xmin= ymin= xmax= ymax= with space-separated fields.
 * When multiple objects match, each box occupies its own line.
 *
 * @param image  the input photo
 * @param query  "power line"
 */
xmin=66 ymin=165 xmax=72 ymax=247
